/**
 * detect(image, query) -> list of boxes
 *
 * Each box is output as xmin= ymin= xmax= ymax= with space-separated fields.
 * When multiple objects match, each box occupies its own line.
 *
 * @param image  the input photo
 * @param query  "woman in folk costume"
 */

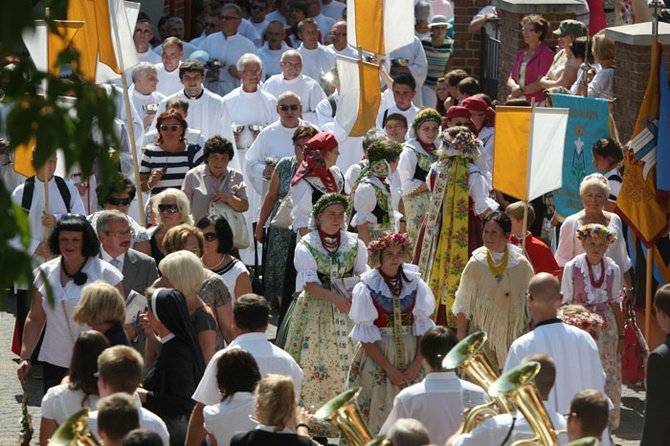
xmin=290 ymin=131 xmax=345 ymax=236
xmin=561 ymin=224 xmax=624 ymax=429
xmin=347 ymin=232 xmax=435 ymax=433
xmin=416 ymin=127 xmax=498 ymax=327
xmin=349 ymin=140 xmax=404 ymax=246
xmin=453 ymin=211 xmax=534 ymax=370
xmin=397 ymin=108 xmax=443 ymax=247
xmin=281 ymin=193 xmax=369 ymax=437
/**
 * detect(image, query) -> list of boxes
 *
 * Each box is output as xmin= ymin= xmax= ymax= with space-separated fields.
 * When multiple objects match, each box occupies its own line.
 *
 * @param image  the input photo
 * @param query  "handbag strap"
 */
xmin=253 ymin=222 xmax=259 ymax=269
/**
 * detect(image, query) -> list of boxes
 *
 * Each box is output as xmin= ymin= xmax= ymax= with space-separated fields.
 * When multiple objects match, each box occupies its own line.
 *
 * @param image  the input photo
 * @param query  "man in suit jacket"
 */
xmin=641 ymin=284 xmax=670 ymax=445
xmin=96 ymin=210 xmax=159 ymax=351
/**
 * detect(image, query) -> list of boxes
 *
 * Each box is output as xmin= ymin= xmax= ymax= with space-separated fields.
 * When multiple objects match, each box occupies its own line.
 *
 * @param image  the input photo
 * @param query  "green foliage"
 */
xmin=0 ymin=0 xmax=121 ymax=301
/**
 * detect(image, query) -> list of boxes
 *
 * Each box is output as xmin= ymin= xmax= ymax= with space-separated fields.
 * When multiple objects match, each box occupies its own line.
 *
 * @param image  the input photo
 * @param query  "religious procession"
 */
xmin=0 ymin=0 xmax=669 ymax=445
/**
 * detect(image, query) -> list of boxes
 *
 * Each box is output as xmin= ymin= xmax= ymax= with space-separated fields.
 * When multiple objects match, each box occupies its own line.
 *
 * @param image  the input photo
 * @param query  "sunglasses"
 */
xmin=220 ymin=15 xmax=240 ymax=20
xmin=158 ymin=204 xmax=180 ymax=213
xmin=251 ymin=4 xmax=266 ymax=10
xmin=61 ymin=213 xmax=87 ymax=222
xmin=203 ymin=232 xmax=218 ymax=241
xmin=279 ymin=104 xmax=300 ymax=111
xmin=160 ymin=124 xmax=181 ymax=132
xmin=107 ymin=197 xmax=131 ymax=206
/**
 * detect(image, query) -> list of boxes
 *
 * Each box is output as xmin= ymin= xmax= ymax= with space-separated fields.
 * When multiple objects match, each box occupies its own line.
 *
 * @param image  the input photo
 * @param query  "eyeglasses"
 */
xmin=220 ymin=15 xmax=240 ymax=20
xmin=278 ymin=104 xmax=300 ymax=111
xmin=251 ymin=4 xmax=266 ymax=10
xmin=386 ymin=124 xmax=407 ymax=131
xmin=107 ymin=229 xmax=132 ymax=237
xmin=107 ymin=197 xmax=132 ymax=206
xmin=281 ymin=61 xmax=302 ymax=68
xmin=203 ymin=232 xmax=218 ymax=241
xmin=158 ymin=204 xmax=180 ymax=213
xmin=134 ymin=29 xmax=152 ymax=35
xmin=232 ymin=124 xmax=265 ymax=134
xmin=242 ymin=69 xmax=262 ymax=75
xmin=160 ymin=124 xmax=181 ymax=132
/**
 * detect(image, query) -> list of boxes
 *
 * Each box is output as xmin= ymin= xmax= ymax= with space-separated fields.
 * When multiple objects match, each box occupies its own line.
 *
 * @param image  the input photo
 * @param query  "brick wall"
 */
xmin=613 ymin=44 xmax=670 ymax=143
xmin=164 ymin=0 xmax=192 ymax=39
xmin=450 ymin=0 xmax=491 ymax=79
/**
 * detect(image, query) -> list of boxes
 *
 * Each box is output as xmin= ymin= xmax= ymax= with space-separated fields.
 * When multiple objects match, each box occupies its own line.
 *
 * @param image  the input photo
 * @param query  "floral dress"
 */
xmin=347 ymin=265 xmax=435 ymax=433
xmin=283 ymin=230 xmax=369 ymax=436
xmin=562 ymin=254 xmax=623 ymax=429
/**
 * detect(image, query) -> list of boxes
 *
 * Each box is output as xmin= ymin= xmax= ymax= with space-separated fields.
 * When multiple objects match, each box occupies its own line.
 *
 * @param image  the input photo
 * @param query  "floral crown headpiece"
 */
xmin=438 ymin=129 xmax=481 ymax=160
xmin=367 ymin=140 xmax=403 ymax=163
xmin=367 ymin=232 xmax=412 ymax=256
xmin=411 ymin=109 xmax=443 ymax=131
xmin=576 ymin=223 xmax=616 ymax=243
xmin=312 ymin=193 xmax=349 ymax=217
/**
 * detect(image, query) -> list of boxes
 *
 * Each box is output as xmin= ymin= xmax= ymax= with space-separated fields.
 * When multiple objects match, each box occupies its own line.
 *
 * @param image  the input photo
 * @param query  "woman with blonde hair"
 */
xmin=162 ymin=224 xmax=234 ymax=349
xmin=159 ymin=251 xmax=218 ymax=363
xmin=230 ymin=374 xmax=315 ymax=446
xmin=148 ymin=188 xmax=194 ymax=266
xmin=73 ymin=281 xmax=129 ymax=346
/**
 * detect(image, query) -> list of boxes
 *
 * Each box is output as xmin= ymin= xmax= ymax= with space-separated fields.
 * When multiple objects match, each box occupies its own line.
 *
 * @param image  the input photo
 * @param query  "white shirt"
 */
xmin=452 ymin=402 xmax=569 ymax=446
xmin=257 ymin=42 xmax=291 ymax=79
xmin=221 ymin=86 xmax=278 ymax=151
xmin=193 ymin=332 xmax=304 ymax=406
xmin=200 ymin=32 xmax=257 ymax=97
xmin=321 ymin=0 xmax=346 ymax=21
xmin=100 ymin=247 xmax=125 ymax=272
xmin=129 ymin=86 xmax=166 ymax=131
xmin=155 ymin=63 xmax=183 ymax=96
xmin=297 ymin=43 xmax=336 ymax=83
xmin=154 ymin=41 xmax=198 ymax=60
xmin=265 ymin=10 xmax=288 ymax=27
xmin=504 ymin=320 xmax=607 ymax=415
xmin=203 ymin=392 xmax=258 ymax=446
xmin=380 ymin=371 xmax=490 ymax=446
xmin=397 ymin=138 xmax=435 ymax=196
xmin=386 ymin=37 xmax=428 ymax=106
xmin=88 ymin=393 xmax=170 ymax=445
xmin=290 ymin=168 xmax=344 ymax=231
xmin=329 ymin=44 xmax=358 ymax=59
xmin=261 ymin=73 xmax=327 ymax=125
xmin=375 ymin=103 xmax=419 ymax=131
xmin=310 ymin=13 xmax=336 ymax=41
xmin=34 ymin=257 xmax=123 ymax=367
xmin=239 ymin=19 xmax=262 ymax=46
xmin=154 ymin=88 xmax=231 ymax=144
xmin=137 ymin=48 xmax=162 ymax=64
xmin=41 ymin=384 xmax=99 ymax=424
xmin=249 ymin=20 xmax=270 ymax=43
xmin=314 ymin=91 xmax=365 ymax=172
xmin=245 ymin=119 xmax=318 ymax=195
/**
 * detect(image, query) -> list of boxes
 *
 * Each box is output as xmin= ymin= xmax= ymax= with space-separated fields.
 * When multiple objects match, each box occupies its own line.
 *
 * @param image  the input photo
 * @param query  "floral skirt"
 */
xmin=595 ymin=306 xmax=621 ymax=429
xmin=403 ymin=191 xmax=430 ymax=251
xmin=346 ymin=327 xmax=424 ymax=435
xmin=283 ymin=291 xmax=354 ymax=437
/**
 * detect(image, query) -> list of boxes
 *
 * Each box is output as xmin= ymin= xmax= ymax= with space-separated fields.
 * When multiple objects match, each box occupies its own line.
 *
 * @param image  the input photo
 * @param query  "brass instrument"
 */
xmin=442 ymin=331 xmax=513 ymax=431
xmin=48 ymin=408 xmax=100 ymax=445
xmin=488 ymin=361 xmax=563 ymax=446
xmin=313 ymin=386 xmax=386 ymax=446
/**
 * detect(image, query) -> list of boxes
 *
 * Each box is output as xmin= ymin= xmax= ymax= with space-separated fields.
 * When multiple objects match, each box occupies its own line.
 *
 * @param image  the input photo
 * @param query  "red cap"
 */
xmin=305 ymin=131 xmax=338 ymax=151
xmin=446 ymin=106 xmax=471 ymax=120
xmin=461 ymin=97 xmax=489 ymax=112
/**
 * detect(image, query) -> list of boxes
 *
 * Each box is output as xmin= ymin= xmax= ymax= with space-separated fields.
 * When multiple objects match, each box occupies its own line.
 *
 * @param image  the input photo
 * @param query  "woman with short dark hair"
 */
xmin=203 ymin=349 xmax=262 ymax=446
xmin=17 ymin=215 xmax=123 ymax=391
xmin=182 ymin=135 xmax=249 ymax=223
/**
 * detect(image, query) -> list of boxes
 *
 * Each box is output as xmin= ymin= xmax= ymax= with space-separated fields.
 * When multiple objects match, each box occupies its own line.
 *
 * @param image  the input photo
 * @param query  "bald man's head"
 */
xmin=528 ymin=272 xmax=562 ymax=305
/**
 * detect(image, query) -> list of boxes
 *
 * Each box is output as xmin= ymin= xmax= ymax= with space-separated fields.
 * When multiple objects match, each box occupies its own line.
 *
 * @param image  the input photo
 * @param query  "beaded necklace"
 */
xmin=318 ymin=229 xmax=341 ymax=258
xmin=486 ymin=247 xmax=509 ymax=282
xmin=587 ymin=258 xmax=606 ymax=288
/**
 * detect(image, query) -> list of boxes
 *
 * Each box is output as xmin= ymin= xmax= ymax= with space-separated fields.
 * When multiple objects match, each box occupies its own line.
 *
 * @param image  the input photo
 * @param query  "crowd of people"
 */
xmin=2 ymin=0 xmax=668 ymax=444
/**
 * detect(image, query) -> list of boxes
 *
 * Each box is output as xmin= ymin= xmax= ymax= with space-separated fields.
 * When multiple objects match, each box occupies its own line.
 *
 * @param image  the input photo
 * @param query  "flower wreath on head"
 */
xmin=367 ymin=232 xmax=413 ymax=267
xmin=437 ymin=128 xmax=481 ymax=160
xmin=312 ymin=192 xmax=349 ymax=218
xmin=576 ymin=223 xmax=616 ymax=244
xmin=411 ymin=109 xmax=443 ymax=131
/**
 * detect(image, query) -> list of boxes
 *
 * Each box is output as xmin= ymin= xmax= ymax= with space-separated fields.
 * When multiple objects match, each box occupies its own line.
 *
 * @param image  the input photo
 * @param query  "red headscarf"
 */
xmin=290 ymin=131 xmax=339 ymax=191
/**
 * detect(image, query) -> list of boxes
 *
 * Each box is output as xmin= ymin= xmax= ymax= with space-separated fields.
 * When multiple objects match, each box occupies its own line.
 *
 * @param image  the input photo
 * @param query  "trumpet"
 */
xmin=313 ymin=386 xmax=387 ymax=446
xmin=48 ymin=407 xmax=100 ymax=445
xmin=442 ymin=331 xmax=513 ymax=431
xmin=488 ymin=361 xmax=563 ymax=446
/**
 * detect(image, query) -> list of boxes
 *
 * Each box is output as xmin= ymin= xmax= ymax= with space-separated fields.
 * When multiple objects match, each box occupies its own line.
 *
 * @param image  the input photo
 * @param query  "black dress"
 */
xmin=230 ymin=429 xmax=314 ymax=446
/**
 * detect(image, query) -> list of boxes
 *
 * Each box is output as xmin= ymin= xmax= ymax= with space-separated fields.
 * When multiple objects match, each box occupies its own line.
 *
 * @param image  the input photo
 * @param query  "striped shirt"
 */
xmin=140 ymin=143 xmax=204 ymax=194
xmin=422 ymin=38 xmax=454 ymax=86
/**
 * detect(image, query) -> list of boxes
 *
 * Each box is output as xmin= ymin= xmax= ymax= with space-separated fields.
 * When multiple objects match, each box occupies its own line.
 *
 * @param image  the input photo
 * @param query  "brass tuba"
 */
xmin=48 ymin=407 xmax=100 ymax=445
xmin=442 ymin=331 xmax=514 ymax=431
xmin=488 ymin=361 xmax=563 ymax=446
xmin=313 ymin=386 xmax=386 ymax=446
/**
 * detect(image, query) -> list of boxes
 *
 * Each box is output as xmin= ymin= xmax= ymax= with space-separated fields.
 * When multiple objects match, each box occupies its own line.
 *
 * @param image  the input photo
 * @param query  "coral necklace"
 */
xmin=587 ymin=258 xmax=606 ymax=288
